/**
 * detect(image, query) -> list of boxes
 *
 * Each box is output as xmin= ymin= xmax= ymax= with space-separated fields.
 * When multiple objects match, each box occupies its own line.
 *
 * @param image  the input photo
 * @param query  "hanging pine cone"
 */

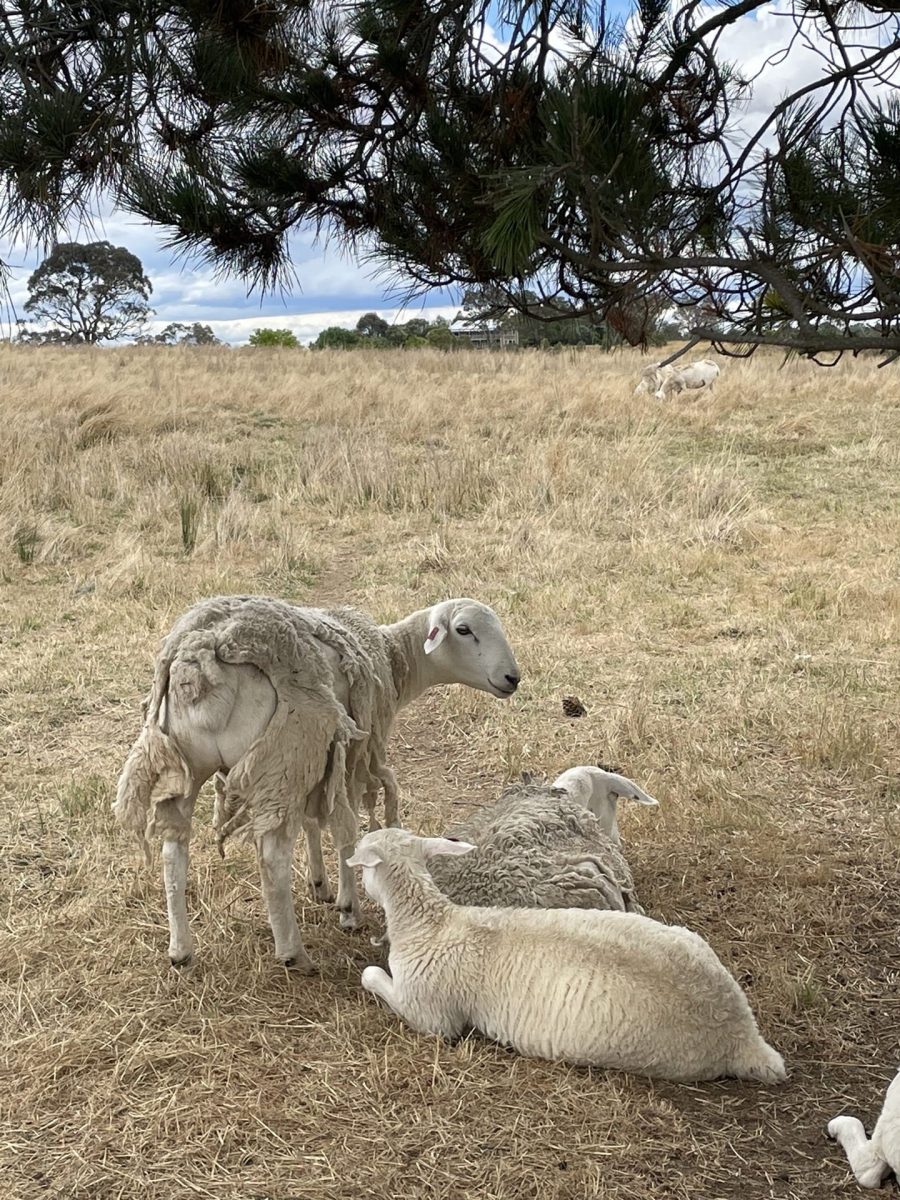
xmin=561 ymin=694 xmax=587 ymax=718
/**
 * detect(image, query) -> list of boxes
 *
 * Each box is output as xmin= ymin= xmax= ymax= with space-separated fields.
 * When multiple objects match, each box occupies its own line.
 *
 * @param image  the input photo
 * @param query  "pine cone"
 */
xmin=562 ymin=694 xmax=587 ymax=718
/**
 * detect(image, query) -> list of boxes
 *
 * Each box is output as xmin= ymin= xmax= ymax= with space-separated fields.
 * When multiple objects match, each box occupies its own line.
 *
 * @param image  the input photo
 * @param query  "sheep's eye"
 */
xmin=456 ymin=624 xmax=471 ymax=636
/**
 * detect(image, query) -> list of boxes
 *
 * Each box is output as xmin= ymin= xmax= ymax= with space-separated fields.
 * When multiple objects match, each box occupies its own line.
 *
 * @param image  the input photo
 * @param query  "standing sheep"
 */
xmin=828 ymin=1069 xmax=900 ymax=1189
xmin=634 ymin=362 xmax=671 ymax=396
xmin=428 ymin=766 xmax=658 ymax=912
xmin=114 ymin=595 xmax=520 ymax=970
xmin=349 ymin=829 xmax=787 ymax=1084
xmin=634 ymin=359 xmax=720 ymax=400
xmin=658 ymin=358 xmax=720 ymax=399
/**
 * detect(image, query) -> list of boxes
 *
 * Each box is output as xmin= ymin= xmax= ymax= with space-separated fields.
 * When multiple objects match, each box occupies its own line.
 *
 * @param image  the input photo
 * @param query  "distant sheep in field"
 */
xmin=349 ymin=828 xmax=787 ymax=1084
xmin=635 ymin=358 xmax=720 ymax=400
xmin=828 ymin=1069 xmax=900 ymax=1189
xmin=428 ymin=766 xmax=658 ymax=913
xmin=114 ymin=594 xmax=520 ymax=971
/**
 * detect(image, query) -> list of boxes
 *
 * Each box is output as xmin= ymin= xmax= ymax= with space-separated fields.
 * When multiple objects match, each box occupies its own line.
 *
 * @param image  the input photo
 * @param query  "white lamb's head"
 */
xmin=422 ymin=598 xmax=520 ymax=699
xmin=551 ymin=765 xmax=659 ymax=845
xmin=349 ymin=829 xmax=475 ymax=903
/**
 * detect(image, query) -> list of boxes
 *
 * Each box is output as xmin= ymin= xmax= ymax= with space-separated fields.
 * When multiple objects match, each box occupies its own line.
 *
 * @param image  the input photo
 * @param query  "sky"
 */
xmin=0 ymin=1 xmax=887 ymax=345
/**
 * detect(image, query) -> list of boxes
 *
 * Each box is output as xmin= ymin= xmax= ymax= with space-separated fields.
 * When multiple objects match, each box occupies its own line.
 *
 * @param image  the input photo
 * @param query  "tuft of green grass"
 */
xmin=197 ymin=461 xmax=232 ymax=502
xmin=179 ymin=494 xmax=204 ymax=554
xmin=56 ymin=774 xmax=110 ymax=819
xmin=13 ymin=522 xmax=40 ymax=563
xmin=788 ymin=967 xmax=823 ymax=1014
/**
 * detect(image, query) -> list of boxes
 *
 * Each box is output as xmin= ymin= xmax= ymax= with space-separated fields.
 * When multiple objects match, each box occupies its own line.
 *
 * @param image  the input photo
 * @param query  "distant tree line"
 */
xmin=15 ymin=243 xmax=882 ymax=354
xmin=311 ymin=313 xmax=455 ymax=350
xmin=311 ymin=291 xmax=673 ymax=350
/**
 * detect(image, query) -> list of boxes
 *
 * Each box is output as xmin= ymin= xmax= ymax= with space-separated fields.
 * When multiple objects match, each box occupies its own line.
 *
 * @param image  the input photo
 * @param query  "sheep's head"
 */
xmin=551 ymin=765 xmax=659 ymax=844
xmin=348 ymin=829 xmax=475 ymax=904
xmin=423 ymin=598 xmax=520 ymax=699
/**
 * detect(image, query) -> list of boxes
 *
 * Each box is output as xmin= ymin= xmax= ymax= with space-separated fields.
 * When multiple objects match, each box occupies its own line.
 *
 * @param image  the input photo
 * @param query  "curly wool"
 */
xmin=114 ymin=595 xmax=400 ymax=849
xmin=428 ymin=780 xmax=644 ymax=913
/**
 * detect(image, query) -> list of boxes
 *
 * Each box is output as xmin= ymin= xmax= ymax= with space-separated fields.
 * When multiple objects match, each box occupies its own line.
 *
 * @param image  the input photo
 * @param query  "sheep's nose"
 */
xmin=505 ymin=673 xmax=521 ymax=691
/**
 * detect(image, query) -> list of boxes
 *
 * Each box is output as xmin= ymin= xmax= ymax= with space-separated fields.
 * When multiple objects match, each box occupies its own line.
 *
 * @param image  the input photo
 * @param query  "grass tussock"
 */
xmin=0 ymin=343 xmax=899 ymax=1200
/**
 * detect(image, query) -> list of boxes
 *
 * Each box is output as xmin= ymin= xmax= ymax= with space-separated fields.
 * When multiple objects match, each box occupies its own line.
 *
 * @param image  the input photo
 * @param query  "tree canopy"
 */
xmin=248 ymin=327 xmax=300 ymax=347
xmin=1 ymin=0 xmax=898 ymax=361
xmin=140 ymin=321 xmax=221 ymax=345
xmin=21 ymin=241 xmax=153 ymax=343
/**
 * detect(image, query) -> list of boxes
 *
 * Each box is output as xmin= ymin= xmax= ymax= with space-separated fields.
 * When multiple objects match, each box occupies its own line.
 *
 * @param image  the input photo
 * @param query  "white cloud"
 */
xmin=675 ymin=1 xmax=894 ymax=150
xmin=1 ymin=213 xmax=459 ymax=342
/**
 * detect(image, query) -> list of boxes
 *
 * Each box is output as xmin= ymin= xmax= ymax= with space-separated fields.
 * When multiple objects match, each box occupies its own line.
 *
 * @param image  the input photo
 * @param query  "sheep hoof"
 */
xmin=281 ymin=956 xmax=318 ymax=975
xmin=310 ymin=879 xmax=335 ymax=904
xmin=339 ymin=908 xmax=361 ymax=931
xmin=170 ymin=953 xmax=192 ymax=968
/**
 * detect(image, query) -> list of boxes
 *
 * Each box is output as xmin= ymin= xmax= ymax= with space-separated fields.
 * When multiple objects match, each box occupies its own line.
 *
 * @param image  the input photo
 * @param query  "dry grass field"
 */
xmin=1 ymin=342 xmax=898 ymax=1200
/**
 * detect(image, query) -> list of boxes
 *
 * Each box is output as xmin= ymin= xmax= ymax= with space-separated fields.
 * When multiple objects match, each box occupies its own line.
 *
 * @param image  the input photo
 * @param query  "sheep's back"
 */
xmin=433 ymin=790 xmax=643 ymax=913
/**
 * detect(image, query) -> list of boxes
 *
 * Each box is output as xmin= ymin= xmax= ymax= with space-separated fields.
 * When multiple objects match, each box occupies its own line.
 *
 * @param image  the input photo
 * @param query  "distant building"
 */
xmin=448 ymin=313 xmax=519 ymax=347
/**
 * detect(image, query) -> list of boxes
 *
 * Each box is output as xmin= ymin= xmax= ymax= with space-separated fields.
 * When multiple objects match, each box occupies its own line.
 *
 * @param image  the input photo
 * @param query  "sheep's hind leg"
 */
xmin=303 ymin=817 xmax=335 ymax=903
xmin=162 ymin=839 xmax=193 ymax=966
xmin=158 ymin=790 xmax=198 ymax=967
xmin=257 ymin=828 xmax=315 ymax=973
xmin=827 ymin=1117 xmax=890 ymax=1189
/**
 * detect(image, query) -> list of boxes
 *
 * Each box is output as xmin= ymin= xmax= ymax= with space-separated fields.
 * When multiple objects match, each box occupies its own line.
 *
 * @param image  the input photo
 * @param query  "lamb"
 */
xmin=427 ymin=766 xmax=658 ymax=913
xmin=349 ymin=829 xmax=787 ymax=1084
xmin=114 ymin=595 xmax=520 ymax=971
xmin=828 ymin=1069 xmax=900 ymax=1189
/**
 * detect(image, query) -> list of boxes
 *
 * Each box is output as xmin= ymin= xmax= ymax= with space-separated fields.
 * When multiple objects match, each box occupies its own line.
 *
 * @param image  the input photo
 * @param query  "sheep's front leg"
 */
xmin=335 ymin=841 xmax=362 ymax=930
xmin=364 ymin=788 xmax=381 ymax=832
xmin=827 ymin=1117 xmax=890 ymax=1189
xmin=380 ymin=766 xmax=400 ymax=828
xmin=362 ymin=965 xmax=398 ymax=1006
xmin=361 ymin=966 xmax=460 ymax=1038
xmin=162 ymin=839 xmax=193 ymax=966
xmin=303 ymin=818 xmax=334 ymax=903
xmin=328 ymin=800 xmax=362 ymax=930
xmin=257 ymin=829 xmax=315 ymax=973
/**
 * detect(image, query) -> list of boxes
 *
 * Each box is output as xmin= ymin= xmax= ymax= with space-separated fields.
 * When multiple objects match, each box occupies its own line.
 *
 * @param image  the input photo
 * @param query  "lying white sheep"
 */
xmin=427 ymin=766 xmax=658 ymax=912
xmin=114 ymin=595 xmax=520 ymax=970
xmin=828 ymin=1069 xmax=900 ymax=1189
xmin=349 ymin=829 xmax=787 ymax=1083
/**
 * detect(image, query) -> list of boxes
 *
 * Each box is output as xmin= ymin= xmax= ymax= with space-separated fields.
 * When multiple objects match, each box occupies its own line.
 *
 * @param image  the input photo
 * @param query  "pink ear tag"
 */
xmin=427 ymin=626 xmax=440 ymax=641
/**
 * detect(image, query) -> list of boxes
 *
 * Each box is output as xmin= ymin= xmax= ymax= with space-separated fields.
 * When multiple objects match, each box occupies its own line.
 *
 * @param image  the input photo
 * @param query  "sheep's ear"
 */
xmin=631 ymin=792 xmax=659 ymax=808
xmin=347 ymin=844 xmax=383 ymax=868
xmin=423 ymin=608 xmax=449 ymax=655
xmin=617 ymin=782 xmax=659 ymax=808
xmin=422 ymin=837 xmax=476 ymax=859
